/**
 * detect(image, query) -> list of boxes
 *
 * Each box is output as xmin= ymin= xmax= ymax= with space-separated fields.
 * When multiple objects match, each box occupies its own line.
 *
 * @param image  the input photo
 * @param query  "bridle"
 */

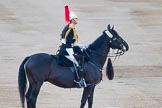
xmin=88 ymin=49 xmax=124 ymax=62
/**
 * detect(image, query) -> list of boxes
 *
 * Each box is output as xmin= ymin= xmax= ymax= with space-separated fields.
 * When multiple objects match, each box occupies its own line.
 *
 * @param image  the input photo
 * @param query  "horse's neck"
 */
xmin=91 ymin=44 xmax=109 ymax=69
xmin=88 ymin=35 xmax=110 ymax=68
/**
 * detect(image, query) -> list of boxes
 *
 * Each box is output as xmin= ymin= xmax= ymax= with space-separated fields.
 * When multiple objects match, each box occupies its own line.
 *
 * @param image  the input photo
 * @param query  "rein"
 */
xmin=89 ymin=49 xmax=124 ymax=58
xmin=88 ymin=49 xmax=124 ymax=62
xmin=86 ymin=49 xmax=124 ymax=82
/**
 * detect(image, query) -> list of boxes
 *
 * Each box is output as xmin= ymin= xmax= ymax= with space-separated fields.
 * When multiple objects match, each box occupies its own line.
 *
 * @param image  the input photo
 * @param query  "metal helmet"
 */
xmin=69 ymin=12 xmax=78 ymax=20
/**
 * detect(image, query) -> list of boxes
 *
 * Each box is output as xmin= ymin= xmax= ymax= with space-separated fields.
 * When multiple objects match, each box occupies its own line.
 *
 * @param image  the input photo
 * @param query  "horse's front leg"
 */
xmin=88 ymin=86 xmax=95 ymax=108
xmin=80 ymin=84 xmax=95 ymax=108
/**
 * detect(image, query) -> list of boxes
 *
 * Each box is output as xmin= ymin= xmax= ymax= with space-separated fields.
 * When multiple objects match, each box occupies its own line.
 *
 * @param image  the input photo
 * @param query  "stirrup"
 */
xmin=74 ymin=79 xmax=87 ymax=88
xmin=81 ymin=79 xmax=92 ymax=88
xmin=74 ymin=80 xmax=82 ymax=88
xmin=80 ymin=78 xmax=87 ymax=88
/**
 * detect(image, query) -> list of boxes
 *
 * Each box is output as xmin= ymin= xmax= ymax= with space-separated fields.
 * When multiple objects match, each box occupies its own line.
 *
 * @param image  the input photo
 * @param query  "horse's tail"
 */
xmin=18 ymin=56 xmax=30 ymax=108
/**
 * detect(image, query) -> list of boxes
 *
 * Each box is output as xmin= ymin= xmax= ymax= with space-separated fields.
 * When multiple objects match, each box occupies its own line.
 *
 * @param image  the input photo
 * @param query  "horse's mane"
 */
xmin=88 ymin=34 xmax=107 ymax=50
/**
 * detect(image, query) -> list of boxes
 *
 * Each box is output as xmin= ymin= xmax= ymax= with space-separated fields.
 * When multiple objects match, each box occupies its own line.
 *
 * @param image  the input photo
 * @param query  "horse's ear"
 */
xmin=107 ymin=24 xmax=111 ymax=30
xmin=112 ymin=25 xmax=114 ymax=30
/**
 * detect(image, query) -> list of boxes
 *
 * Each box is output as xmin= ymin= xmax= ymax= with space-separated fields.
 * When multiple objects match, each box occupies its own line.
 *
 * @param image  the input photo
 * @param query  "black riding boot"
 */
xmin=74 ymin=57 xmax=87 ymax=88
xmin=74 ymin=67 xmax=86 ymax=88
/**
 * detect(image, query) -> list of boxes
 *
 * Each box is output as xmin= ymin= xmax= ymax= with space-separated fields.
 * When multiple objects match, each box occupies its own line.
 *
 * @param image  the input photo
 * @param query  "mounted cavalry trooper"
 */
xmin=59 ymin=12 xmax=87 ymax=88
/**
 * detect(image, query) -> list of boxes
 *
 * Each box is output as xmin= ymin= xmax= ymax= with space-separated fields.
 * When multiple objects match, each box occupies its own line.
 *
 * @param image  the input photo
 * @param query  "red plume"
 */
xmin=65 ymin=5 xmax=70 ymax=24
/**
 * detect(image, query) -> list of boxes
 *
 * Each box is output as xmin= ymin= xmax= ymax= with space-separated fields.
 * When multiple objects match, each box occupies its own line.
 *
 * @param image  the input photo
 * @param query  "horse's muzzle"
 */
xmin=121 ymin=43 xmax=129 ymax=52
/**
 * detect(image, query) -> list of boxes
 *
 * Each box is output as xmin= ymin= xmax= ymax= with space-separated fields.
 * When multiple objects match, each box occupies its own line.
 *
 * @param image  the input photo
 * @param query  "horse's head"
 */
xmin=103 ymin=24 xmax=129 ymax=52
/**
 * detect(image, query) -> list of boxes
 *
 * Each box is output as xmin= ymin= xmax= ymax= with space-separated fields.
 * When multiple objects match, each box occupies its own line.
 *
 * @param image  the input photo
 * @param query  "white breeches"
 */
xmin=65 ymin=48 xmax=79 ymax=67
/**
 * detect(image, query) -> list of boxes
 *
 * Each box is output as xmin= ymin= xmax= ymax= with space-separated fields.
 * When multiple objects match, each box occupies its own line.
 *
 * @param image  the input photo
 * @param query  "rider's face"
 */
xmin=72 ymin=18 xmax=78 ymax=24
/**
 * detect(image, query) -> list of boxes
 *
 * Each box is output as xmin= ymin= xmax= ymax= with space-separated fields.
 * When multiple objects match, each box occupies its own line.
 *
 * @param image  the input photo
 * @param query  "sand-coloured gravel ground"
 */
xmin=0 ymin=0 xmax=162 ymax=108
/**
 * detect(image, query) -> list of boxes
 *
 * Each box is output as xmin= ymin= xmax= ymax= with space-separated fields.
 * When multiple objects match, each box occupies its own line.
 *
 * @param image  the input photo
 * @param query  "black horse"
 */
xmin=18 ymin=24 xmax=129 ymax=108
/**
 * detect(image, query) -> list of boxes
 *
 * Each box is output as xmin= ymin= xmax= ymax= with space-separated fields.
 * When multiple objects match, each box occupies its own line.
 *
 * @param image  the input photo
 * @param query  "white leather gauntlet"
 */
xmin=61 ymin=39 xmax=66 ymax=44
xmin=75 ymin=43 xmax=87 ymax=49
